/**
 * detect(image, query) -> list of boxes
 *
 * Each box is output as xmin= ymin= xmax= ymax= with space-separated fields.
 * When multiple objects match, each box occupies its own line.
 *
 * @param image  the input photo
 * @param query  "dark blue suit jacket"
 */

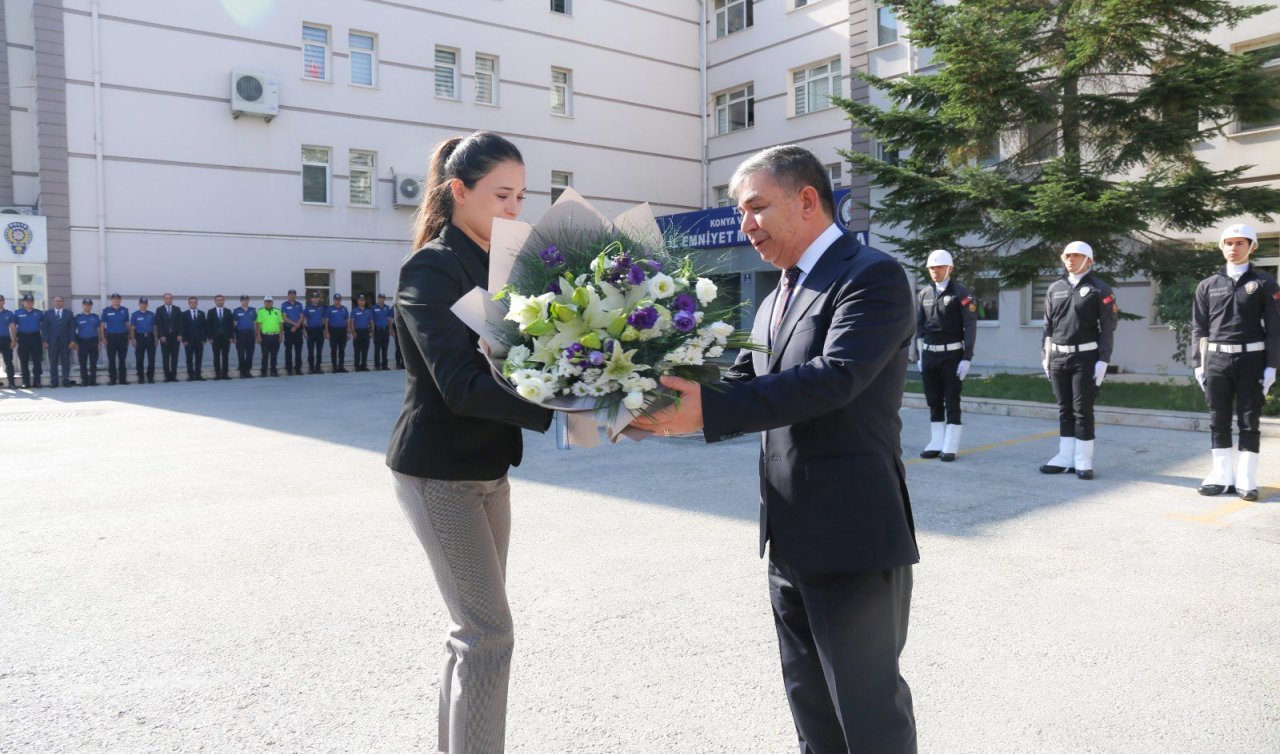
xmin=702 ymin=232 xmax=919 ymax=574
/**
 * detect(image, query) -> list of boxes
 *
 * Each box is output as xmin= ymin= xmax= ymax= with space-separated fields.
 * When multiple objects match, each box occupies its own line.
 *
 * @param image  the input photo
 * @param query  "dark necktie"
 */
xmin=770 ymin=266 xmax=802 ymax=343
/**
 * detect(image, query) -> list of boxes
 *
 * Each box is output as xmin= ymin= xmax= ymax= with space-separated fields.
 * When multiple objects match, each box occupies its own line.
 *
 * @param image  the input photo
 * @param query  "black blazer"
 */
xmin=702 ymin=232 xmax=919 ymax=575
xmin=154 ymin=304 xmax=181 ymax=338
xmin=178 ymin=309 xmax=206 ymax=342
xmin=207 ymin=307 xmax=235 ymax=340
xmin=386 ymin=223 xmax=553 ymax=481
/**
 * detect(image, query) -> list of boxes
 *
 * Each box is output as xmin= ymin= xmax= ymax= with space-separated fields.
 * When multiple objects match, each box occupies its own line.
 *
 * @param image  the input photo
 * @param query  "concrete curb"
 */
xmin=902 ymin=393 xmax=1280 ymax=438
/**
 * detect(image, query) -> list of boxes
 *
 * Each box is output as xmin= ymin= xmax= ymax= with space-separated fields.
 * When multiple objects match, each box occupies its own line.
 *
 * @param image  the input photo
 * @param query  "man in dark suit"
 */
xmin=207 ymin=294 xmax=235 ymax=380
xmin=155 ymin=292 xmax=181 ymax=382
xmin=640 ymin=145 xmax=918 ymax=753
xmin=177 ymin=296 xmax=206 ymax=381
xmin=41 ymin=295 xmax=76 ymax=388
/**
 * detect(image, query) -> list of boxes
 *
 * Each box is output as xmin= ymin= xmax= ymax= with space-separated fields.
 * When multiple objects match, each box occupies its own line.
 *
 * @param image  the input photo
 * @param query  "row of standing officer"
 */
xmin=0 ymin=290 xmax=404 ymax=389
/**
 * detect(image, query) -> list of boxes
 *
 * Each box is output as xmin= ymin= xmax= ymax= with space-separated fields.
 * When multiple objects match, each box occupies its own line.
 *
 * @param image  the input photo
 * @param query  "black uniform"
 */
xmin=155 ymin=303 xmax=182 ymax=381
xmin=916 ymin=280 xmax=978 ymax=425
xmin=1191 ymin=265 xmax=1280 ymax=453
xmin=1042 ymin=271 xmax=1118 ymax=442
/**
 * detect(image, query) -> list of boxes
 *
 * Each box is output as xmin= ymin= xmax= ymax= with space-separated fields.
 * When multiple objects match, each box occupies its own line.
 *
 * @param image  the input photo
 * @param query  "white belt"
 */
xmin=1208 ymin=341 xmax=1265 ymax=353
xmin=1051 ymin=342 xmax=1097 ymax=353
xmin=923 ymin=342 xmax=963 ymax=352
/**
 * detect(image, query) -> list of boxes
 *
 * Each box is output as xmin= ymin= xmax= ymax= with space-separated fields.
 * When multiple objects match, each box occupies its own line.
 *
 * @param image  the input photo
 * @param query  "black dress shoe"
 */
xmin=1198 ymin=484 xmax=1227 ymax=496
xmin=1076 ymin=469 xmax=1094 ymax=480
xmin=1039 ymin=464 xmax=1073 ymax=474
xmin=1239 ymin=488 xmax=1259 ymax=502
xmin=940 ymin=453 xmax=957 ymax=462
xmin=919 ymin=449 xmax=941 ymax=459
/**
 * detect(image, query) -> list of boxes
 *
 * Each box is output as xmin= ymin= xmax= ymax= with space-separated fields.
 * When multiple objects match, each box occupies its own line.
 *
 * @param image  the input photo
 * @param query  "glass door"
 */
xmin=15 ymin=264 xmax=46 ymax=310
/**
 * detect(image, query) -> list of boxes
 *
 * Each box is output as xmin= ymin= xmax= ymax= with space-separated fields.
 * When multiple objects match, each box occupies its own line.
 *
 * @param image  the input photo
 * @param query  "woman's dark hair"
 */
xmin=412 ymin=131 xmax=523 ymax=250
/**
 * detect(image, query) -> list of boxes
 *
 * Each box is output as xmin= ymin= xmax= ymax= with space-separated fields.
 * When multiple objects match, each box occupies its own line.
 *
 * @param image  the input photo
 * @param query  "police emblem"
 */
xmin=4 ymin=221 xmax=32 ymax=255
xmin=1078 ymin=286 xmax=1091 ymax=297
xmin=1245 ymin=281 xmax=1259 ymax=294
xmin=942 ymin=296 xmax=953 ymax=306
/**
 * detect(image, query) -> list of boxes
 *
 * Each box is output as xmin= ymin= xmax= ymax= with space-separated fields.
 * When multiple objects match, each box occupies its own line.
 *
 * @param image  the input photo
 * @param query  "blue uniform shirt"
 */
xmin=351 ymin=307 xmax=373 ymax=330
xmin=0 ymin=309 xmax=14 ymax=335
xmin=280 ymin=300 xmax=304 ymax=327
xmin=75 ymin=312 xmax=101 ymax=339
xmin=234 ymin=306 xmax=257 ymax=331
xmin=102 ymin=305 xmax=130 ymax=334
xmin=325 ymin=304 xmax=349 ymax=329
xmin=131 ymin=310 xmax=155 ymax=334
xmin=15 ymin=308 xmax=43 ymax=333
xmin=371 ymin=303 xmax=392 ymax=328
xmin=304 ymin=303 xmax=325 ymax=328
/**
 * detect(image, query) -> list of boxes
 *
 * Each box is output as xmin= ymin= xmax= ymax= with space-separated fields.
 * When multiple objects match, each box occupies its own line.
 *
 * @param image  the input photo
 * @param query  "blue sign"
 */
xmin=658 ymin=188 xmax=867 ymax=250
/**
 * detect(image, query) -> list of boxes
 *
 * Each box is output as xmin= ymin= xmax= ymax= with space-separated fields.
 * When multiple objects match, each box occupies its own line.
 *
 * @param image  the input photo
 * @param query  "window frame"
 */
xmin=551 ymin=67 xmax=573 ymax=116
xmin=1022 ymin=276 xmax=1055 ymax=326
xmin=875 ymin=3 xmax=899 ymax=47
xmin=713 ymin=185 xmax=732 ymax=208
xmin=551 ymin=0 xmax=572 ymax=15
xmin=301 ymin=146 xmax=332 ymax=205
xmin=970 ymin=275 xmax=1002 ymax=325
xmin=348 ymin=149 xmax=377 ymax=208
xmin=714 ymin=0 xmax=753 ymax=39
xmin=302 ymin=24 xmax=331 ymax=82
xmin=825 ymin=163 xmax=844 ymax=189
xmin=714 ymin=83 xmax=755 ymax=135
xmin=1234 ymin=40 xmax=1280 ymax=134
xmin=434 ymin=46 xmax=460 ymax=101
xmin=792 ymin=57 xmax=842 ymax=117
xmin=551 ymin=170 xmax=573 ymax=203
xmin=348 ymin=30 xmax=377 ymax=88
xmin=304 ymin=269 xmax=334 ymax=305
xmin=475 ymin=53 xmax=499 ymax=106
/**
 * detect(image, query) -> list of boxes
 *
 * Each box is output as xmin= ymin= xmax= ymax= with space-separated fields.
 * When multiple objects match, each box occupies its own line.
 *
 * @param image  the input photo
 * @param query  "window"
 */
xmin=1025 ymin=277 xmax=1053 ymax=323
xmin=302 ymin=146 xmax=330 ymax=204
xmin=793 ymin=58 xmax=842 ymax=116
xmin=305 ymin=270 xmax=333 ymax=304
xmin=825 ymin=163 xmax=844 ymax=189
xmin=714 ymin=185 xmax=732 ymax=207
xmin=876 ymin=4 xmax=898 ymax=46
xmin=551 ymin=171 xmax=572 ymax=203
xmin=971 ymin=277 xmax=1001 ymax=322
xmin=551 ymin=67 xmax=572 ymax=115
xmin=793 ymin=0 xmax=812 ymax=7
xmin=1026 ymin=120 xmax=1059 ymax=161
xmin=475 ymin=54 xmax=498 ymax=105
xmin=1238 ymin=43 xmax=1280 ymax=132
xmin=715 ymin=84 xmax=755 ymax=134
xmin=435 ymin=47 xmax=459 ymax=99
xmin=15 ymin=265 xmax=46 ymax=310
xmin=349 ymin=150 xmax=376 ymax=207
xmin=977 ymin=133 xmax=1001 ymax=167
xmin=349 ymin=31 xmax=376 ymax=87
xmin=877 ymin=141 xmax=900 ymax=166
xmin=551 ymin=0 xmax=571 ymax=13
xmin=303 ymin=24 xmax=329 ymax=80
xmin=715 ymin=0 xmax=753 ymax=38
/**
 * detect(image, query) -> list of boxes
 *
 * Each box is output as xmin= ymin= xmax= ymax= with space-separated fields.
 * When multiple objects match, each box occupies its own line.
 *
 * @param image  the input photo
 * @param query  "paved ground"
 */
xmin=2 ymin=373 xmax=1278 ymax=753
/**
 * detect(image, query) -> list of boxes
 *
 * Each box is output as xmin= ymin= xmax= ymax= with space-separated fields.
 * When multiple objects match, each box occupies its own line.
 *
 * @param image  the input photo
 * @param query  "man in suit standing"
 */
xmin=155 ymin=292 xmax=181 ymax=382
xmin=178 ymin=296 xmax=206 ymax=381
xmin=639 ymin=145 xmax=919 ymax=753
xmin=41 ymin=295 xmax=76 ymax=388
xmin=207 ymin=294 xmax=234 ymax=380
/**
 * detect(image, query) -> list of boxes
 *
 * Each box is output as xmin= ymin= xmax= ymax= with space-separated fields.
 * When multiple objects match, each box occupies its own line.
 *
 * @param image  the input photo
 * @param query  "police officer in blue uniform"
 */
xmin=303 ymin=291 xmax=326 ymax=374
xmin=350 ymin=293 xmax=374 ymax=372
xmin=131 ymin=296 xmax=157 ymax=383
xmin=325 ymin=293 xmax=350 ymax=373
xmin=233 ymin=294 xmax=257 ymax=378
xmin=74 ymin=298 xmax=101 ymax=386
xmin=100 ymin=293 xmax=130 ymax=385
xmin=14 ymin=293 xmax=44 ymax=388
xmin=0 ymin=295 xmax=15 ymax=387
xmin=281 ymin=289 xmax=305 ymax=376
xmin=372 ymin=293 xmax=393 ymax=370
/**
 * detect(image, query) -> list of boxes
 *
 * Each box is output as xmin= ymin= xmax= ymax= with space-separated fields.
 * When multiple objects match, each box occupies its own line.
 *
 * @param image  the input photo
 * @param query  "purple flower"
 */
xmin=672 ymin=309 xmax=697 ymax=332
xmin=539 ymin=245 xmax=566 ymax=269
xmin=627 ymin=306 xmax=659 ymax=330
xmin=562 ymin=342 xmax=585 ymax=362
xmin=587 ymin=350 xmax=605 ymax=366
xmin=626 ymin=265 xmax=647 ymax=286
xmin=547 ymin=280 xmax=562 ymax=294
xmin=672 ymin=293 xmax=697 ymax=313
xmin=639 ymin=259 xmax=664 ymax=272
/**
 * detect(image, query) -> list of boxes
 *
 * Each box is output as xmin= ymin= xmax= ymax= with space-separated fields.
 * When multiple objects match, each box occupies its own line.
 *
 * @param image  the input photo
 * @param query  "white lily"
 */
xmin=505 ymin=292 xmax=555 ymax=329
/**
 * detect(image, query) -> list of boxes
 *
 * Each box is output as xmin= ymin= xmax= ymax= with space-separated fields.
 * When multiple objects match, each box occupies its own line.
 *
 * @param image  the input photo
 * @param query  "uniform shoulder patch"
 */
xmin=1273 ymin=291 xmax=1280 ymax=301
xmin=960 ymin=296 xmax=972 ymax=306
xmin=1102 ymin=294 xmax=1114 ymax=305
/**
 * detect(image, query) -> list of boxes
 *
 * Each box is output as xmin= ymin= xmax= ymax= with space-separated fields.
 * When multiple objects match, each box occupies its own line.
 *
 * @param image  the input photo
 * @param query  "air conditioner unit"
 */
xmin=0 ymin=206 xmax=34 ymax=215
xmin=393 ymin=173 xmax=423 ymax=208
xmin=230 ymin=70 xmax=279 ymax=122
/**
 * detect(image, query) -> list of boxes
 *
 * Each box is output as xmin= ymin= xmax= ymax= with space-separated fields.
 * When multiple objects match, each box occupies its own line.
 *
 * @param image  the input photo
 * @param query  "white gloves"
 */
xmin=1042 ymin=360 xmax=1050 ymax=379
xmin=956 ymin=360 xmax=971 ymax=381
xmin=1264 ymin=367 xmax=1277 ymax=394
xmin=1195 ymin=367 xmax=1206 ymax=390
xmin=917 ymin=359 xmax=924 ymax=373
xmin=1094 ymin=361 xmax=1108 ymax=387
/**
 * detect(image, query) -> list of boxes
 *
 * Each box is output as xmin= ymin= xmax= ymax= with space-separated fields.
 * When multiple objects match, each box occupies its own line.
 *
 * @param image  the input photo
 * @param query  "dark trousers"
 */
xmin=354 ymin=330 xmax=370 ymax=370
xmin=769 ymin=550 xmax=916 ymax=754
xmin=284 ymin=328 xmax=303 ymax=373
xmin=306 ymin=327 xmax=325 ymax=371
xmin=17 ymin=332 xmax=42 ymax=385
xmin=160 ymin=336 xmax=180 ymax=380
xmin=134 ymin=333 xmax=156 ymax=380
xmin=330 ymin=330 xmax=348 ymax=369
xmin=210 ymin=336 xmax=231 ymax=378
xmin=235 ymin=330 xmax=256 ymax=377
xmin=374 ymin=327 xmax=390 ymax=369
xmin=77 ymin=338 xmax=100 ymax=383
xmin=0 ymin=335 xmax=13 ymax=385
xmin=106 ymin=332 xmax=129 ymax=383
xmin=184 ymin=339 xmax=205 ymax=378
xmin=47 ymin=342 xmax=72 ymax=385
xmin=1204 ymin=350 xmax=1266 ymax=453
xmin=260 ymin=333 xmax=280 ymax=373
xmin=393 ymin=332 xmax=403 ymax=369
xmin=921 ymin=351 xmax=963 ymax=424
xmin=1049 ymin=352 xmax=1099 ymax=441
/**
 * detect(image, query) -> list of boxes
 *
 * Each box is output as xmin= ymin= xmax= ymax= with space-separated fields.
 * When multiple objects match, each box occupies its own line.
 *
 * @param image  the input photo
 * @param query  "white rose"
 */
xmin=695 ymin=277 xmax=717 ymax=305
xmin=506 ymin=344 xmax=531 ymax=365
xmin=647 ymin=273 xmax=676 ymax=299
xmin=707 ymin=346 xmax=724 ymax=358
xmin=623 ymin=390 xmax=646 ymax=411
xmin=516 ymin=380 xmax=551 ymax=403
xmin=708 ymin=321 xmax=733 ymax=340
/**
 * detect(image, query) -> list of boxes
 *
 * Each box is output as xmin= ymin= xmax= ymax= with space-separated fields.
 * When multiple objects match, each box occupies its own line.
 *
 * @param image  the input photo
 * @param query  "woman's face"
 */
xmin=452 ymin=160 xmax=526 ymax=245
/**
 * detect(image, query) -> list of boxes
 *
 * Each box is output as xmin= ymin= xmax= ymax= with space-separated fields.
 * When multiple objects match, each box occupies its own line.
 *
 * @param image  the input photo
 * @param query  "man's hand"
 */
xmin=956 ymin=359 xmax=970 ymax=381
xmin=70 ymin=342 xmax=78 ymax=351
xmin=1264 ymin=366 xmax=1276 ymax=394
xmin=630 ymin=375 xmax=704 ymax=436
xmin=1093 ymin=361 xmax=1108 ymax=387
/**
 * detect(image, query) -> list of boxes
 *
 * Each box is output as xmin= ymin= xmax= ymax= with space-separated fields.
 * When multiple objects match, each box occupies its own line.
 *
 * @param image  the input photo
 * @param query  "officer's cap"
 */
xmin=82 ymin=297 xmax=93 ymax=305
xmin=357 ymin=293 xmax=366 ymax=300
xmin=287 ymin=288 xmax=297 ymax=294
xmin=263 ymin=295 xmax=274 ymax=301
xmin=334 ymin=293 xmax=343 ymax=300
xmin=377 ymin=293 xmax=386 ymax=299
xmin=0 ymin=294 xmax=5 ymax=300
xmin=110 ymin=292 xmax=121 ymax=300
xmin=1062 ymin=241 xmax=1093 ymax=260
xmin=138 ymin=296 xmax=149 ymax=304
xmin=239 ymin=294 xmax=249 ymax=301
xmin=21 ymin=293 xmax=34 ymax=301
xmin=926 ymin=249 xmax=954 ymax=268
xmin=1219 ymin=223 xmax=1258 ymax=252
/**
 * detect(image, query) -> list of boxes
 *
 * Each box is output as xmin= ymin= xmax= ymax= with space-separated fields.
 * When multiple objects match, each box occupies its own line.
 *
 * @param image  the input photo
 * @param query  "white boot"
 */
xmin=940 ymin=424 xmax=962 ymax=462
xmin=1197 ymin=448 xmax=1235 ymax=496
xmin=1074 ymin=439 xmax=1095 ymax=479
xmin=1236 ymin=450 xmax=1259 ymax=501
xmin=1040 ymin=437 xmax=1075 ymax=474
xmin=920 ymin=422 xmax=945 ymax=458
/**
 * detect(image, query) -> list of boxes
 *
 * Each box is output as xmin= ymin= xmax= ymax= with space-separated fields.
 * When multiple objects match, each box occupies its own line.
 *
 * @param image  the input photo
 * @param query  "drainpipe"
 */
xmin=91 ymin=0 xmax=107 ymax=305
xmin=698 ymin=0 xmax=708 ymax=209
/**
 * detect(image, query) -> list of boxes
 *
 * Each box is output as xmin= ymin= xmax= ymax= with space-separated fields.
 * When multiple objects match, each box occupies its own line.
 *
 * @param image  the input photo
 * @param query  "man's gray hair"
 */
xmin=728 ymin=144 xmax=836 ymax=219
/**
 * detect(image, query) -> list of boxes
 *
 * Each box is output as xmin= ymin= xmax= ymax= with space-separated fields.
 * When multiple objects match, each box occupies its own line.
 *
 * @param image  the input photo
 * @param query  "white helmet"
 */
xmin=1219 ymin=223 xmax=1258 ymax=253
xmin=1063 ymin=241 xmax=1093 ymax=260
xmin=926 ymin=249 xmax=954 ymax=267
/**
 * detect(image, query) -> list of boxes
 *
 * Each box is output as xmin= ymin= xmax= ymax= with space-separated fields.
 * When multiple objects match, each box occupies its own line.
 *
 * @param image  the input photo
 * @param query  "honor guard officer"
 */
xmin=178 ymin=296 xmax=207 ymax=380
xmin=281 ymin=289 xmax=305 ymax=375
xmin=233 ymin=295 xmax=257 ymax=378
xmin=1039 ymin=241 xmax=1118 ymax=480
xmin=42 ymin=296 xmax=76 ymax=388
xmin=0 ymin=295 xmax=15 ymax=387
xmin=372 ymin=293 xmax=392 ymax=370
xmin=14 ymin=293 xmax=44 ymax=388
xmin=303 ymin=292 xmax=326 ymax=374
xmin=916 ymin=249 xmax=978 ymax=461
xmin=255 ymin=295 xmax=284 ymax=376
xmin=74 ymin=298 xmax=101 ymax=386
xmin=350 ymin=293 xmax=374 ymax=372
xmin=325 ymin=293 xmax=350 ymax=372
xmin=155 ymin=292 xmax=181 ymax=382
xmin=207 ymin=295 xmax=234 ymax=380
xmin=130 ymin=297 xmax=157 ymax=383
xmin=100 ymin=293 xmax=130 ymax=385
xmin=1192 ymin=223 xmax=1280 ymax=501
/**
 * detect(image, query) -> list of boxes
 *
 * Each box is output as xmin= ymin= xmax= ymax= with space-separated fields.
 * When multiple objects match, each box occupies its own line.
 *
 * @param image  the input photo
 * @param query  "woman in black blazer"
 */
xmin=387 ymin=132 xmax=553 ymax=754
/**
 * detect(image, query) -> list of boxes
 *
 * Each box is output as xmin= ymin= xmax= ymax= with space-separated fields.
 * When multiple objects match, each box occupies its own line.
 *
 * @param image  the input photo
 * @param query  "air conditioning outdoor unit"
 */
xmin=231 ymin=70 xmax=279 ymax=122
xmin=393 ymin=172 xmax=422 ymax=208
xmin=0 ymin=206 xmax=34 ymax=215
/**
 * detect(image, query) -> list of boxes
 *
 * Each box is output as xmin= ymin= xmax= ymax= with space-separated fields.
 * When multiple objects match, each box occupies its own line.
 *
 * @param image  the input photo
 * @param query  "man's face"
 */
xmin=215 ymin=296 xmax=225 ymax=307
xmin=309 ymin=296 xmax=319 ymax=306
xmin=139 ymin=302 xmax=149 ymax=312
xmin=1222 ymin=237 xmax=1253 ymax=265
xmin=288 ymin=293 xmax=297 ymax=302
xmin=82 ymin=302 xmax=92 ymax=313
xmin=1062 ymin=253 xmax=1091 ymax=275
xmin=736 ymin=172 xmax=810 ymax=270
xmin=163 ymin=294 xmax=173 ymax=306
xmin=111 ymin=298 xmax=121 ymax=308
xmin=22 ymin=299 xmax=33 ymax=310
xmin=265 ymin=301 xmax=274 ymax=310
xmin=928 ymin=265 xmax=951 ymax=284
xmin=188 ymin=297 xmax=199 ymax=309
xmin=54 ymin=296 xmax=64 ymax=309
